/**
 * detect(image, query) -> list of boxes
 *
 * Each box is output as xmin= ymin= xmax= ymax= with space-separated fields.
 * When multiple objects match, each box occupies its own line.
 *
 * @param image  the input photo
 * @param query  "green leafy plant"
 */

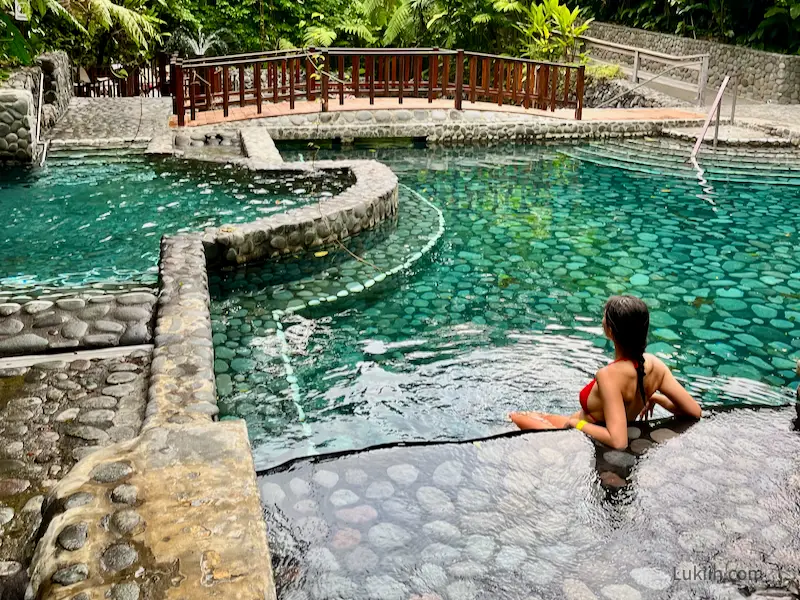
xmin=497 ymin=0 xmax=591 ymax=61
xmin=0 ymin=11 xmax=33 ymax=63
xmin=167 ymin=24 xmax=228 ymax=56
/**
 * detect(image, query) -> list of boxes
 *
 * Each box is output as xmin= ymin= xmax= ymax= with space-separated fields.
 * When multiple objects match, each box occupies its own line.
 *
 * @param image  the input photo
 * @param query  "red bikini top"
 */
xmin=579 ymin=358 xmax=638 ymax=414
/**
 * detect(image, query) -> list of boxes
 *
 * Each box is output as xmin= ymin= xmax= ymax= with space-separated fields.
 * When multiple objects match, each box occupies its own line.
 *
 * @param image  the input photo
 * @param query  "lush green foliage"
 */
xmin=1 ymin=0 xmax=163 ymax=66
xmin=582 ymin=0 xmax=800 ymax=54
xmin=2 ymin=0 xmax=798 ymax=71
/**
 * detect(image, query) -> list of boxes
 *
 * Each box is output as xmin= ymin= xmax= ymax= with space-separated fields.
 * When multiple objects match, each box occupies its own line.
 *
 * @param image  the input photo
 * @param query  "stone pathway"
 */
xmin=48 ymin=98 xmax=171 ymax=146
xmin=663 ymin=124 xmax=792 ymax=146
xmin=0 ymin=291 xmax=157 ymax=357
xmin=0 ymin=350 xmax=150 ymax=584
xmin=734 ymin=102 xmax=800 ymax=131
xmin=260 ymin=407 xmax=800 ymax=600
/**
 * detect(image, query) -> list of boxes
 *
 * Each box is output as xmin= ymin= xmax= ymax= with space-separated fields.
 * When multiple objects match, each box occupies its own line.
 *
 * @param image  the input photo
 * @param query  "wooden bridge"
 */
xmin=170 ymin=48 xmax=587 ymax=126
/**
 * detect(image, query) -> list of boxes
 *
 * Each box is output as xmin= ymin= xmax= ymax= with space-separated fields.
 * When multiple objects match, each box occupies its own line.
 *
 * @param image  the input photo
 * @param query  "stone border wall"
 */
xmin=0 ymin=292 xmax=156 ymax=357
xmin=216 ymin=109 xmax=707 ymax=145
xmin=146 ymin=235 xmax=218 ymax=428
xmin=587 ymin=22 xmax=800 ymax=104
xmin=0 ymin=51 xmax=71 ymax=162
xmin=202 ymin=159 xmax=399 ymax=267
xmin=28 ymin=233 xmax=276 ymax=600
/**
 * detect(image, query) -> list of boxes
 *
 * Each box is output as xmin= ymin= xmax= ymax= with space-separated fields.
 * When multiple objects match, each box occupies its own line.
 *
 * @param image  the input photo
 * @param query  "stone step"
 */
xmin=564 ymin=148 xmax=800 ymax=186
xmin=582 ymin=143 xmax=800 ymax=181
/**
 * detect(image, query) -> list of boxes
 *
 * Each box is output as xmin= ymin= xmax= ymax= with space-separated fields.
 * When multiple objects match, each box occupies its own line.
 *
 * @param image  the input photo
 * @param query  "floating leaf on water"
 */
xmin=498 ymin=274 xmax=516 ymax=288
xmin=314 ymin=251 xmax=328 ymax=258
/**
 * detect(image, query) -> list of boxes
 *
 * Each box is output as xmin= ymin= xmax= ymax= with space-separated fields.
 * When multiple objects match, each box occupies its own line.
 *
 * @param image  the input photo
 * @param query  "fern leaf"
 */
xmin=303 ymin=25 xmax=337 ymax=47
xmin=472 ymin=13 xmax=492 ymax=23
xmin=339 ymin=21 xmax=377 ymax=43
xmin=382 ymin=0 xmax=411 ymax=44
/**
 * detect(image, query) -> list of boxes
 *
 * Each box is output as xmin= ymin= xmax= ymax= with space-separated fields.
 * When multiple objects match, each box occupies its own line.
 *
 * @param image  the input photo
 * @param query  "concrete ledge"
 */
xmin=29 ymin=420 xmax=275 ymax=600
xmin=146 ymin=235 xmax=217 ymax=429
xmin=240 ymin=127 xmax=283 ymax=163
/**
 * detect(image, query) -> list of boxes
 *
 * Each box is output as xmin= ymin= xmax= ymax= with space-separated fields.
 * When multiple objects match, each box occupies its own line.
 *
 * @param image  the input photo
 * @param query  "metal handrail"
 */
xmin=580 ymin=34 xmax=709 ymax=104
xmin=689 ymin=74 xmax=737 ymax=161
xmin=596 ymin=61 xmax=706 ymax=108
xmin=580 ymin=35 xmax=708 ymax=62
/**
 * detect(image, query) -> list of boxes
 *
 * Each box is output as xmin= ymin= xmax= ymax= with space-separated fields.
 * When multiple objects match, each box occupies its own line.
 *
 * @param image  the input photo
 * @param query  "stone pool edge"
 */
xmin=201 ymin=159 xmax=400 ymax=267
xmin=25 ymin=139 xmax=402 ymax=600
xmin=26 ymin=233 xmax=276 ymax=600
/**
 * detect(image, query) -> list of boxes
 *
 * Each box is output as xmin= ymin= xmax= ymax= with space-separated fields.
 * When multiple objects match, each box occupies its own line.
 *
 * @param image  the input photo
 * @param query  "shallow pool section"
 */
xmin=260 ymin=407 xmax=800 ymax=600
xmin=0 ymin=152 xmax=349 ymax=291
xmin=212 ymin=142 xmax=799 ymax=469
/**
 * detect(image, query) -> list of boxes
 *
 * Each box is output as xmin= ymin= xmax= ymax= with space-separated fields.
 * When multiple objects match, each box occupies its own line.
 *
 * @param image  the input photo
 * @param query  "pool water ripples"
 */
xmin=0 ymin=154 xmax=348 ymax=291
xmin=214 ymin=141 xmax=799 ymax=469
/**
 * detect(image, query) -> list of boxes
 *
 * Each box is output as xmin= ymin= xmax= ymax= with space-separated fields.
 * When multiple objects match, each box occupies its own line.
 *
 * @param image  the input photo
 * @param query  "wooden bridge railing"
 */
xmin=172 ymin=48 xmax=585 ymax=126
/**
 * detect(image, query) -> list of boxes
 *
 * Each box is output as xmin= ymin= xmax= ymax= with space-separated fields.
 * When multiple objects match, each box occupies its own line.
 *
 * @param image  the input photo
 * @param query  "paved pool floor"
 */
xmin=260 ymin=407 xmax=800 ymax=600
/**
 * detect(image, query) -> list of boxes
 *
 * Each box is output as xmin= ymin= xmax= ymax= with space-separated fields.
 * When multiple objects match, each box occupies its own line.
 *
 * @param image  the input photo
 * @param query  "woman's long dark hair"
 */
xmin=604 ymin=295 xmax=649 ymax=407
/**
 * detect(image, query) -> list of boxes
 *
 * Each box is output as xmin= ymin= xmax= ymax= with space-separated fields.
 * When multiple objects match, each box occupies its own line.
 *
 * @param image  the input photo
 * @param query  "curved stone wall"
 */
xmin=202 ymin=160 xmax=399 ymax=267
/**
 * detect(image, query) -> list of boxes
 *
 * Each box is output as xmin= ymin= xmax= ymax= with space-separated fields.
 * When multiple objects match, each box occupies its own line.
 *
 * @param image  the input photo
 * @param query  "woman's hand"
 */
xmin=566 ymin=415 xmax=580 ymax=429
xmin=638 ymin=397 xmax=655 ymax=421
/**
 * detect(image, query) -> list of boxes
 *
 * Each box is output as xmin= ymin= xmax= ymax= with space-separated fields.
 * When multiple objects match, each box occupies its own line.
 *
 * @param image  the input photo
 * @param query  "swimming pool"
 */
xmin=0 ymin=152 xmax=349 ymax=292
xmin=209 ymin=140 xmax=800 ymax=468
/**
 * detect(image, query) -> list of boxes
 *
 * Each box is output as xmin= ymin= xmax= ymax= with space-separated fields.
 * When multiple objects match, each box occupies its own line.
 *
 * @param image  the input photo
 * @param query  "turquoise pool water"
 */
xmin=214 ymin=140 xmax=800 ymax=468
xmin=0 ymin=153 xmax=347 ymax=291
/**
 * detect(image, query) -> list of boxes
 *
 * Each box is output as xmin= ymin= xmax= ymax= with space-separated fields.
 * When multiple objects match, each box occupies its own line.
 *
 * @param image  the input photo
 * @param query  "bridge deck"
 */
xmin=169 ymin=97 xmax=704 ymax=127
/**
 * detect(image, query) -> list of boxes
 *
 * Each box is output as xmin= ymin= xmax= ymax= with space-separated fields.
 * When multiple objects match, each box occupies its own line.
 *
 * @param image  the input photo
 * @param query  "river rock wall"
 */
xmin=587 ymin=21 xmax=800 ymax=104
xmin=0 ymin=51 xmax=72 ymax=162
xmin=583 ymin=76 xmax=692 ymax=108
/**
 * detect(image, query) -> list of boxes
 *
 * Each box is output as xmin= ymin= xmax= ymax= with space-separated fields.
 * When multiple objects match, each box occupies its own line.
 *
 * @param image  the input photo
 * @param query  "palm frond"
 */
xmin=426 ymin=10 xmax=447 ymax=29
xmin=493 ymin=0 xmax=524 ymax=13
xmin=382 ymin=0 xmax=411 ymax=44
xmin=44 ymin=0 xmax=87 ymax=32
xmin=105 ymin=0 xmax=160 ymax=48
xmin=277 ymin=37 xmax=296 ymax=50
xmin=471 ymin=13 xmax=492 ymax=23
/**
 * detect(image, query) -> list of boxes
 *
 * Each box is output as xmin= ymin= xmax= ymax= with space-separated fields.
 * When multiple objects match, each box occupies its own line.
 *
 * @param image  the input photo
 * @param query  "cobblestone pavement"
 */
xmin=261 ymin=407 xmax=800 ymax=600
xmin=0 ymin=350 xmax=150 ymax=579
xmin=47 ymin=98 xmax=171 ymax=144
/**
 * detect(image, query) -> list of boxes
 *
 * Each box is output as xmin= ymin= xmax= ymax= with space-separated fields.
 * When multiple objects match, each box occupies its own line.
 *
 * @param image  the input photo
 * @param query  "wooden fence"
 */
xmin=75 ymin=55 xmax=171 ymax=98
xmin=172 ymin=48 xmax=585 ymax=125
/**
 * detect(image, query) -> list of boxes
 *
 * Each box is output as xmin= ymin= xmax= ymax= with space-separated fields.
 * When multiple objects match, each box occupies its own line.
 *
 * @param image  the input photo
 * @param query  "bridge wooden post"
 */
xmin=454 ymin=50 xmax=464 ymax=110
xmin=175 ymin=59 xmax=185 ymax=126
xmin=321 ymin=50 xmax=330 ymax=112
xmin=575 ymin=64 xmax=585 ymax=120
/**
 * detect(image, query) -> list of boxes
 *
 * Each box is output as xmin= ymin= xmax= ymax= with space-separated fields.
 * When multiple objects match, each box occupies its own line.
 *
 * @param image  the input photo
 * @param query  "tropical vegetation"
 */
xmin=1 ymin=0 xmax=799 ymax=73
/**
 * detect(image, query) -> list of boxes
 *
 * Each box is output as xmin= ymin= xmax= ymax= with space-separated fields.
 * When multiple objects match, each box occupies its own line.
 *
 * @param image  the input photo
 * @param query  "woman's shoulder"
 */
xmin=643 ymin=353 xmax=667 ymax=374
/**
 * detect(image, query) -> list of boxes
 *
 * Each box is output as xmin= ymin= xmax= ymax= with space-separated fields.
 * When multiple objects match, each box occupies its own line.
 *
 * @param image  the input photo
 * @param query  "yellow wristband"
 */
xmin=576 ymin=419 xmax=588 ymax=431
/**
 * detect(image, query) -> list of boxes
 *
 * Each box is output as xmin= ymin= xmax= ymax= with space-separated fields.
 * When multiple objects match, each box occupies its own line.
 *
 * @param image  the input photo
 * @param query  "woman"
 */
xmin=510 ymin=295 xmax=702 ymax=449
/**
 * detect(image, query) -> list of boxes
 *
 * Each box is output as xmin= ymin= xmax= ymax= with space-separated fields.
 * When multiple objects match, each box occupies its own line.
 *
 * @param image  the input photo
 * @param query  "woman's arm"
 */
xmin=657 ymin=366 xmax=702 ymax=419
xmin=568 ymin=370 xmax=629 ymax=450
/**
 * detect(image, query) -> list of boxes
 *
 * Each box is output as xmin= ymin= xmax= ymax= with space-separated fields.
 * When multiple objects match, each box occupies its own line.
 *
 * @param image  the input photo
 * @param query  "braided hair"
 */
xmin=603 ymin=295 xmax=649 ymax=408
